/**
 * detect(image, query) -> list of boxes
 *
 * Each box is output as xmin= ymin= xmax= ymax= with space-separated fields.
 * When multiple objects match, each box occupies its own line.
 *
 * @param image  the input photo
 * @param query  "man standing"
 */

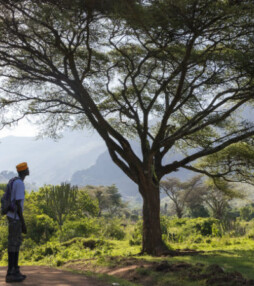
xmin=6 ymin=162 xmax=29 ymax=283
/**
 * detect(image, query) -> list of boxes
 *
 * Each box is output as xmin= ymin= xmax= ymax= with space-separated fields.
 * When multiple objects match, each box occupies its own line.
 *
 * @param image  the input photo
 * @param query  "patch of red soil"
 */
xmin=0 ymin=266 xmax=111 ymax=286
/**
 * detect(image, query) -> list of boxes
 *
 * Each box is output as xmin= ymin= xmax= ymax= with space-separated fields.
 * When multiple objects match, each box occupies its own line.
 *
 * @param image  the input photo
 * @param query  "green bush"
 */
xmin=131 ymin=217 xmax=223 ymax=244
xmin=195 ymin=219 xmax=220 ymax=236
xmin=129 ymin=220 xmax=142 ymax=246
xmin=0 ymin=221 xmax=8 ymax=254
xmin=22 ymin=237 xmax=111 ymax=265
xmin=102 ymin=219 xmax=126 ymax=240
xmin=174 ymin=217 xmax=221 ymax=237
xmin=26 ymin=214 xmax=56 ymax=244
xmin=189 ymin=204 xmax=210 ymax=218
xmin=59 ymin=218 xmax=100 ymax=241
xmin=61 ymin=237 xmax=106 ymax=249
xmin=193 ymin=234 xmax=203 ymax=243
xmin=32 ymin=242 xmax=61 ymax=261
xmin=160 ymin=216 xmax=170 ymax=235
xmin=21 ymin=238 xmax=37 ymax=250
xmin=211 ymin=222 xmax=222 ymax=237
xmin=240 ymin=205 xmax=254 ymax=221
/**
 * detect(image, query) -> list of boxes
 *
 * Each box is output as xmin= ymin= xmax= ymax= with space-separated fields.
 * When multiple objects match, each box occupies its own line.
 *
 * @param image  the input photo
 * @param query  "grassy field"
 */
xmin=58 ymin=238 xmax=254 ymax=285
xmin=0 ymin=238 xmax=250 ymax=285
xmin=1 ymin=217 xmax=254 ymax=285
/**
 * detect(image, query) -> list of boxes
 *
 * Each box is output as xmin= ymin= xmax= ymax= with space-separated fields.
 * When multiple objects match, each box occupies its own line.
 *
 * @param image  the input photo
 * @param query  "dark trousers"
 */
xmin=7 ymin=217 xmax=22 ymax=272
xmin=7 ymin=217 xmax=22 ymax=252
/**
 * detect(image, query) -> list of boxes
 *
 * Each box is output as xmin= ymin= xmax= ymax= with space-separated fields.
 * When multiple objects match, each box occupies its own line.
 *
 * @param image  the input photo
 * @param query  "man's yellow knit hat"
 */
xmin=16 ymin=162 xmax=28 ymax=172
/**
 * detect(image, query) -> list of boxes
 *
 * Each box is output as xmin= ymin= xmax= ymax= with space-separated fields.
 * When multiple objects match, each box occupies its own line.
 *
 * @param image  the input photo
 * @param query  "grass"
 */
xmin=169 ymin=237 xmax=254 ymax=279
xmin=1 ymin=236 xmax=253 ymax=279
xmin=144 ymin=272 xmax=206 ymax=286
xmin=57 ymin=237 xmax=254 ymax=285
xmin=171 ymin=250 xmax=254 ymax=279
xmin=83 ymin=237 xmax=254 ymax=282
xmin=1 ymin=219 xmax=254 ymax=285
xmin=136 ymin=251 xmax=254 ymax=280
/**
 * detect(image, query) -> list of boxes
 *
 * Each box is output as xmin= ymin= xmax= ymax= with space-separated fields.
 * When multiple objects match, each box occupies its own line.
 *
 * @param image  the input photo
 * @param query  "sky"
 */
xmin=0 ymin=119 xmax=38 ymax=138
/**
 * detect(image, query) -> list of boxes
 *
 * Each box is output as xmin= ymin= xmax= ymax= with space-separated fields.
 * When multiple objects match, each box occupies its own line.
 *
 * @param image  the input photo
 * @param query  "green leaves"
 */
xmin=196 ymin=141 xmax=254 ymax=184
xmin=36 ymin=183 xmax=78 ymax=228
xmin=76 ymin=190 xmax=99 ymax=217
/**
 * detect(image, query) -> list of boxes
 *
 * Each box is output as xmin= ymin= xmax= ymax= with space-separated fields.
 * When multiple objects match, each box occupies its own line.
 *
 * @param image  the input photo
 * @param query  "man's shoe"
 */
xmin=16 ymin=266 xmax=27 ymax=279
xmin=6 ymin=268 xmax=25 ymax=283
xmin=5 ymin=273 xmax=25 ymax=283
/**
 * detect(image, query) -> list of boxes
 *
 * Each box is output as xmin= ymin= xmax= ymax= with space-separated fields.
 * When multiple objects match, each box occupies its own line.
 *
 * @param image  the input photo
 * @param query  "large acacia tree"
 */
xmin=0 ymin=0 xmax=254 ymax=255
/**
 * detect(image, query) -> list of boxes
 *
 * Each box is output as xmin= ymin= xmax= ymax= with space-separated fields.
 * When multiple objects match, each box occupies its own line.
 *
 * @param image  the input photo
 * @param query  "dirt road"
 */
xmin=0 ymin=266 xmax=111 ymax=286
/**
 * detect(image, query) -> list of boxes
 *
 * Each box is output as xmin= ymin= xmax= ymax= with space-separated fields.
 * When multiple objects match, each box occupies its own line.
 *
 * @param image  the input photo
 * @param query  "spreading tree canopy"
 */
xmin=194 ymin=142 xmax=254 ymax=185
xmin=0 ymin=0 xmax=254 ymax=254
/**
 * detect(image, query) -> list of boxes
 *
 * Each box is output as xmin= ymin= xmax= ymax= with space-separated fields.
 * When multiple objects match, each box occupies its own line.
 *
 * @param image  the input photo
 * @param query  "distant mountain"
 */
xmin=0 ymin=171 xmax=16 ymax=183
xmin=70 ymin=148 xmax=193 ymax=199
xmin=0 ymin=130 xmax=194 ymax=196
xmin=71 ymin=151 xmax=139 ymax=198
xmin=0 ymin=170 xmax=37 ymax=191
xmin=0 ymin=130 xmax=106 ymax=187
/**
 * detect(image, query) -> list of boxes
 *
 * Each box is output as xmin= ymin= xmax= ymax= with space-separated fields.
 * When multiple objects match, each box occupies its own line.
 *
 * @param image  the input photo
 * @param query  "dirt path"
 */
xmin=0 ymin=266 xmax=111 ymax=286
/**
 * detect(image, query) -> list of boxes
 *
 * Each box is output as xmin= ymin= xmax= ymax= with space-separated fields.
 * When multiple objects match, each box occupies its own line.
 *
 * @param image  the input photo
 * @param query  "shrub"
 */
xmin=161 ymin=217 xmax=222 ymax=243
xmin=102 ymin=219 xmax=126 ymax=240
xmin=129 ymin=220 xmax=142 ymax=246
xmin=212 ymin=223 xmax=222 ymax=237
xmin=61 ymin=237 xmax=106 ymax=250
xmin=240 ymin=205 xmax=254 ymax=221
xmin=193 ymin=218 xmax=220 ymax=236
xmin=32 ymin=242 xmax=61 ymax=261
xmin=193 ymin=234 xmax=203 ymax=243
xmin=26 ymin=214 xmax=56 ymax=244
xmin=59 ymin=218 xmax=100 ymax=241
xmin=21 ymin=238 xmax=37 ymax=251
xmin=0 ymin=222 xmax=8 ymax=254
xmin=129 ymin=217 xmax=221 ymax=245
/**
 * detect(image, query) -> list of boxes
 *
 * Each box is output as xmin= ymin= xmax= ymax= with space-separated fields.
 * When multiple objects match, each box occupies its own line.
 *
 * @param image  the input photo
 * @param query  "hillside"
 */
xmin=0 ymin=131 xmax=106 ymax=187
xmin=71 ymin=151 xmax=139 ymax=198
xmin=0 ymin=131 xmax=193 ymax=196
xmin=70 ymin=147 xmax=193 ymax=199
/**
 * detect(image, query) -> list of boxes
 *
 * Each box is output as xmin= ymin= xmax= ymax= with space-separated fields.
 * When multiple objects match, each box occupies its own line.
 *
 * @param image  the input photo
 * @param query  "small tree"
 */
xmin=240 ymin=205 xmax=254 ymax=221
xmin=203 ymin=179 xmax=243 ymax=220
xmin=105 ymin=184 xmax=127 ymax=217
xmin=161 ymin=175 xmax=203 ymax=218
xmin=75 ymin=189 xmax=99 ymax=217
xmin=39 ymin=183 xmax=78 ymax=229
xmin=86 ymin=184 xmax=127 ymax=217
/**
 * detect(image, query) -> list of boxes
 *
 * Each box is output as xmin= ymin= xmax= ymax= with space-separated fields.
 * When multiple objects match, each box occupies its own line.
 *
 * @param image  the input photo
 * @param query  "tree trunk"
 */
xmin=176 ymin=206 xmax=183 ymax=218
xmin=140 ymin=181 xmax=169 ymax=256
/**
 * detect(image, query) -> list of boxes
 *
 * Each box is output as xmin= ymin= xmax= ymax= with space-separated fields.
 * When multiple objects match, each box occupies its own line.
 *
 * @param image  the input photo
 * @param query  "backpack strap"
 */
xmin=9 ymin=177 xmax=21 ymax=219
